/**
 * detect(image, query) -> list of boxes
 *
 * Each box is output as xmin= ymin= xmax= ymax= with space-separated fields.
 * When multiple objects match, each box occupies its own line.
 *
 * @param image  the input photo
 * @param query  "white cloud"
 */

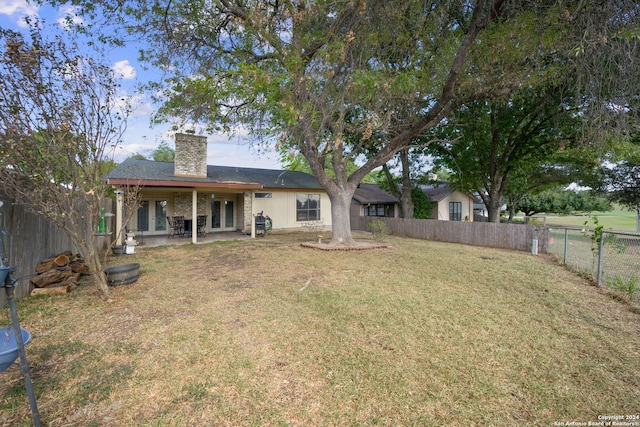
xmin=128 ymin=95 xmax=154 ymax=118
xmin=113 ymin=89 xmax=154 ymax=119
xmin=0 ymin=0 xmax=39 ymax=28
xmin=56 ymin=5 xmax=83 ymax=29
xmin=0 ymin=0 xmax=36 ymax=15
xmin=112 ymin=60 xmax=136 ymax=80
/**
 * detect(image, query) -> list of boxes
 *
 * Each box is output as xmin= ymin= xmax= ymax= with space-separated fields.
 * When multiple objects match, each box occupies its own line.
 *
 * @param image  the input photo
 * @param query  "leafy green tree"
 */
xmin=47 ymin=0 xmax=639 ymax=244
xmin=426 ymin=84 xmax=588 ymax=223
xmin=411 ymin=187 xmax=433 ymax=220
xmin=152 ymin=141 xmax=175 ymax=162
xmin=516 ymin=188 xmax=611 ymax=217
xmin=379 ymin=149 xmax=418 ymax=218
xmin=281 ymin=151 xmax=376 ymax=184
xmin=502 ymin=147 xmax=603 ymax=221
xmin=602 ymin=157 xmax=640 ymax=231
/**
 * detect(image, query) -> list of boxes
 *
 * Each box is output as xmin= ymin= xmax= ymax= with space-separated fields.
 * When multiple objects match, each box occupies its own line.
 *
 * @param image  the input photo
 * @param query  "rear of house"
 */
xmin=106 ymin=133 xmax=331 ymax=240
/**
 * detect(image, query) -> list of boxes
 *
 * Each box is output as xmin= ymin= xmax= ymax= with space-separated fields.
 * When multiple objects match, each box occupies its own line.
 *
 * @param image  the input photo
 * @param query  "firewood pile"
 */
xmin=30 ymin=250 xmax=89 ymax=296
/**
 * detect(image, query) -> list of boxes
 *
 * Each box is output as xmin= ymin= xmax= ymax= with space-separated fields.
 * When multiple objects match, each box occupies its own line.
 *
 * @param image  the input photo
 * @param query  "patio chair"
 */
xmin=167 ymin=216 xmax=184 ymax=238
xmin=167 ymin=216 xmax=175 ymax=237
xmin=197 ymin=215 xmax=207 ymax=237
xmin=173 ymin=216 xmax=186 ymax=237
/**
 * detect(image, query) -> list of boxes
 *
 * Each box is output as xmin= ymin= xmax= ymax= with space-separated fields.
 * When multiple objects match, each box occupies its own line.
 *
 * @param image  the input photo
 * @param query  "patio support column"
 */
xmin=115 ymin=190 xmax=124 ymax=246
xmin=251 ymin=213 xmax=256 ymax=238
xmin=192 ymin=189 xmax=198 ymax=244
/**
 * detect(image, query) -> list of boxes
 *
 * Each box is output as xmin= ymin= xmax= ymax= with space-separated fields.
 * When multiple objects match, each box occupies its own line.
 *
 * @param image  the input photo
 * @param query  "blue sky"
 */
xmin=0 ymin=1 xmax=283 ymax=169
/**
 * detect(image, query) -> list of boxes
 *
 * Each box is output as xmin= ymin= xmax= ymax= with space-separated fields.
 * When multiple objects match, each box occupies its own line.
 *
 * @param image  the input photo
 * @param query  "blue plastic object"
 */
xmin=0 ymin=267 xmax=8 ymax=285
xmin=0 ymin=327 xmax=32 ymax=372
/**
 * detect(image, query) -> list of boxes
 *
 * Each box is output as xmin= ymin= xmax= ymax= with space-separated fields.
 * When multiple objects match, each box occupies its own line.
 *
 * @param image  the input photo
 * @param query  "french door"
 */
xmin=137 ymin=199 xmax=168 ymax=234
xmin=211 ymin=199 xmax=234 ymax=230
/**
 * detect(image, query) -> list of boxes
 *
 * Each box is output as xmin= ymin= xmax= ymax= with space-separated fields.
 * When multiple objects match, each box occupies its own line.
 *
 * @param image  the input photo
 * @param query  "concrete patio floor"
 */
xmin=128 ymin=231 xmax=252 ymax=249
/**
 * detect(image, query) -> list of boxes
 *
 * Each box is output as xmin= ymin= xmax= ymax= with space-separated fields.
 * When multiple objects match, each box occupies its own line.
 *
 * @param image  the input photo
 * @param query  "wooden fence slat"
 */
xmin=353 ymin=216 xmax=548 ymax=254
xmin=1 ymin=191 xmax=114 ymax=302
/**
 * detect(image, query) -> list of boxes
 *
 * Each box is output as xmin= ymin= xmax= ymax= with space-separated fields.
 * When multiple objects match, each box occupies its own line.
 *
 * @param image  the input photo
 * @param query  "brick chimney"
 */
xmin=174 ymin=133 xmax=207 ymax=177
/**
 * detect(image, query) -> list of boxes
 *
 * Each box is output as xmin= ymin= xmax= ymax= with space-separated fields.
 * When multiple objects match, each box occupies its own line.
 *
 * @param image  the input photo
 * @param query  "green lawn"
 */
xmin=1 ymin=233 xmax=638 ymax=426
xmin=533 ymin=208 xmax=638 ymax=232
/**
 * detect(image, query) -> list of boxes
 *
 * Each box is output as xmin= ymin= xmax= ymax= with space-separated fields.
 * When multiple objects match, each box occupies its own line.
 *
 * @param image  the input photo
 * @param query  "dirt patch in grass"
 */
xmin=300 ymin=239 xmax=393 ymax=250
xmin=1 ymin=233 xmax=639 ymax=426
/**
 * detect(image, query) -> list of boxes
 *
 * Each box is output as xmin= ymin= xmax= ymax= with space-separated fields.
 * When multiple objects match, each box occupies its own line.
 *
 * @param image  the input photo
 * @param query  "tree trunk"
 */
xmin=81 ymin=244 xmax=112 ymax=301
xmin=485 ymin=190 xmax=504 ymax=223
xmin=327 ymin=187 xmax=357 ymax=246
xmin=399 ymin=149 xmax=414 ymax=218
xmin=636 ymin=207 xmax=640 ymax=232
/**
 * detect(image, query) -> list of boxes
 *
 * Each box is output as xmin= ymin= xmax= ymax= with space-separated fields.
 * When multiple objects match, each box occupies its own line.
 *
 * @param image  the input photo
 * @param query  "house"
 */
xmin=350 ymin=183 xmax=400 ymax=218
xmin=106 ymin=133 xmax=331 ymax=243
xmin=350 ymin=182 xmax=476 ymax=221
xmin=419 ymin=183 xmax=477 ymax=222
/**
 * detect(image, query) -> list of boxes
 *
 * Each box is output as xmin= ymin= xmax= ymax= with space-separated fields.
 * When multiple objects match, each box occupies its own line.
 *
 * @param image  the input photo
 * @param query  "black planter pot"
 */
xmin=111 ymin=245 xmax=125 ymax=256
xmin=104 ymin=263 xmax=140 ymax=286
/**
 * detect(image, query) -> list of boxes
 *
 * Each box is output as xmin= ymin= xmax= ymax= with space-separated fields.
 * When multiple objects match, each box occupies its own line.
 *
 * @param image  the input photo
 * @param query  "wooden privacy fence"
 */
xmin=352 ymin=216 xmax=548 ymax=254
xmin=1 ymin=191 xmax=114 ymax=302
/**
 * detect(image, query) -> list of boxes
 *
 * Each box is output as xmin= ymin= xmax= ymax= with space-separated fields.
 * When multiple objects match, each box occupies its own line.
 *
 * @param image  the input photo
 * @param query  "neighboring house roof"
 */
xmin=352 ymin=184 xmax=399 ymax=205
xmin=473 ymin=193 xmax=487 ymax=211
xmin=420 ymin=183 xmax=477 ymax=202
xmin=107 ymin=159 xmax=324 ymax=190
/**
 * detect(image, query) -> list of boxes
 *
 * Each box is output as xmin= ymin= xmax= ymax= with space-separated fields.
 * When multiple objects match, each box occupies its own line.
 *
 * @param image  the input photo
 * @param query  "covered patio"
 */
xmin=122 ymin=230 xmax=251 ymax=249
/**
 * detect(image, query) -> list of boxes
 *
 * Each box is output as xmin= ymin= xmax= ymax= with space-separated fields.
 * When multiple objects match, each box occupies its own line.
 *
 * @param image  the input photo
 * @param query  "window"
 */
xmin=255 ymin=192 xmax=272 ymax=198
xmin=449 ymin=202 xmax=462 ymax=221
xmin=296 ymin=194 xmax=321 ymax=221
xmin=364 ymin=204 xmax=392 ymax=217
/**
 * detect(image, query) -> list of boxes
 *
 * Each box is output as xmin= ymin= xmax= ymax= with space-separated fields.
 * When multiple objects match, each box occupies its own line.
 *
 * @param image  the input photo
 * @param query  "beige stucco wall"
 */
xmin=434 ymin=192 xmax=475 ymax=222
xmin=128 ymin=188 xmax=332 ymax=235
xmin=251 ymin=190 xmax=332 ymax=232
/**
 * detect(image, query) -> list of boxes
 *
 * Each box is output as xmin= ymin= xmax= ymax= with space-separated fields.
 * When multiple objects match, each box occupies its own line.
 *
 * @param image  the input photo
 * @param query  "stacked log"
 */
xmin=30 ymin=250 xmax=88 ymax=296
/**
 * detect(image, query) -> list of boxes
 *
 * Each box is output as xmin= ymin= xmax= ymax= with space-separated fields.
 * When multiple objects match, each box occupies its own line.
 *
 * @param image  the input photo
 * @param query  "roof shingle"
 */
xmin=107 ymin=159 xmax=323 ymax=190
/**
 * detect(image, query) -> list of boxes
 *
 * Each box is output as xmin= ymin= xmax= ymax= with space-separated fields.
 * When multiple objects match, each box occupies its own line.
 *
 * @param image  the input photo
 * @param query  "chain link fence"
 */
xmin=548 ymin=227 xmax=640 ymax=302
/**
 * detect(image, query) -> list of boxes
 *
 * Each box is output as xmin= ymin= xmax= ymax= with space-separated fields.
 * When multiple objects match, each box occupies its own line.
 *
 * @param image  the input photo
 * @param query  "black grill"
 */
xmin=255 ymin=212 xmax=271 ymax=236
xmin=255 ymin=212 xmax=268 ymax=236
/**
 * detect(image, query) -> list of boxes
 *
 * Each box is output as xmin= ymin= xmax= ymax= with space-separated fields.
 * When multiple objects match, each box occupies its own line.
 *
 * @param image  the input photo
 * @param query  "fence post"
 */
xmin=596 ymin=231 xmax=605 ymax=287
xmin=563 ymin=228 xmax=569 ymax=265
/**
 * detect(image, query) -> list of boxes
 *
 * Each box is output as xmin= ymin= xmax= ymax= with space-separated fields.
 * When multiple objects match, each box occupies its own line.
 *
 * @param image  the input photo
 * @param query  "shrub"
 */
xmin=367 ymin=219 xmax=389 ymax=241
xmin=304 ymin=219 xmax=325 ymax=235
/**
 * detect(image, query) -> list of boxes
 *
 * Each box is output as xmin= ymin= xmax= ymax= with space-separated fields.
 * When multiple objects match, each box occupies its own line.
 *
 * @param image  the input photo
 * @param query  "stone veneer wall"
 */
xmin=173 ymin=193 xmax=209 ymax=217
xmin=175 ymin=133 xmax=207 ymax=177
xmin=240 ymin=192 xmax=251 ymax=232
xmin=173 ymin=192 xmax=248 ymax=231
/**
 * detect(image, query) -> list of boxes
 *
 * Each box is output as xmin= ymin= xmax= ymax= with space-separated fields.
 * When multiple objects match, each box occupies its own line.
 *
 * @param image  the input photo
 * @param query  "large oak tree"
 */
xmin=426 ymin=84 xmax=587 ymax=223
xmin=50 ymin=0 xmax=639 ymax=244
